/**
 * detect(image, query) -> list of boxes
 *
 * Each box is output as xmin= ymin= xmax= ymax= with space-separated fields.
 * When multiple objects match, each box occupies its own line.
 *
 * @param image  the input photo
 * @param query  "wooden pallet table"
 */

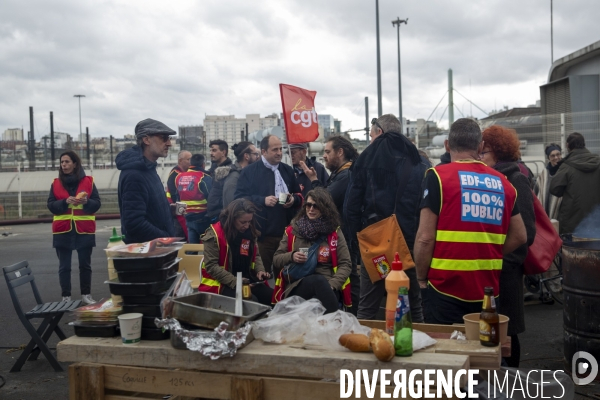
xmin=57 ymin=332 xmax=499 ymax=400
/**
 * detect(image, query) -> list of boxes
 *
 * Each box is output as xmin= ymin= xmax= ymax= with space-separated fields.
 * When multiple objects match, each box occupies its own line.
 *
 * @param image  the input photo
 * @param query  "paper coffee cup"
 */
xmin=278 ymin=193 xmax=288 ymax=204
xmin=118 ymin=313 xmax=143 ymax=345
xmin=299 ymin=247 xmax=309 ymax=256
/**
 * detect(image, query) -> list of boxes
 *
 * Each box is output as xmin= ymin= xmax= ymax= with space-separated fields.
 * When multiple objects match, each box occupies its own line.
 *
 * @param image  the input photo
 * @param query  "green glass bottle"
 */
xmin=394 ymin=287 xmax=413 ymax=356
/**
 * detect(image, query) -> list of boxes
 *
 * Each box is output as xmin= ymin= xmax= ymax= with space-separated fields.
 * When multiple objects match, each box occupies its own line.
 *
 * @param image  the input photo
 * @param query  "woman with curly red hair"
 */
xmin=480 ymin=125 xmax=536 ymax=367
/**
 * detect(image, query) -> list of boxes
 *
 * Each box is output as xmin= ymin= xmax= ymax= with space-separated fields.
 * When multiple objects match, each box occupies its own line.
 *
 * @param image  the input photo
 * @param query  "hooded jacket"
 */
xmin=549 ymin=148 xmax=600 ymax=234
xmin=116 ymin=145 xmax=175 ymax=243
xmin=206 ymin=161 xmax=243 ymax=219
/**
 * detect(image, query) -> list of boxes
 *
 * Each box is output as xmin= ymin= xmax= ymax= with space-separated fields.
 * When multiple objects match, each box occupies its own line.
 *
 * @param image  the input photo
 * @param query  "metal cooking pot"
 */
xmin=561 ymin=234 xmax=600 ymax=378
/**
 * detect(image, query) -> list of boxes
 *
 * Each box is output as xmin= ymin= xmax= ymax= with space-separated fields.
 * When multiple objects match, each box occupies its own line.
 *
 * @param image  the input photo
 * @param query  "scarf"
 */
xmin=546 ymin=161 xmax=560 ymax=176
xmin=262 ymin=156 xmax=288 ymax=198
xmin=295 ymin=215 xmax=332 ymax=241
xmin=230 ymin=229 xmax=255 ymax=278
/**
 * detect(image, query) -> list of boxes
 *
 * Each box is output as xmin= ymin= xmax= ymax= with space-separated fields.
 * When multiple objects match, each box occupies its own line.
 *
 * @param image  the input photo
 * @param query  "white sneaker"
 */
xmin=62 ymin=296 xmax=71 ymax=302
xmin=81 ymin=294 xmax=96 ymax=305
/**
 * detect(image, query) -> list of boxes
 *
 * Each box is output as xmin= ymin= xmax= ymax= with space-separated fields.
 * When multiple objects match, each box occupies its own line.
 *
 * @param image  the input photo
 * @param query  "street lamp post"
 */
xmin=375 ymin=0 xmax=382 ymax=117
xmin=392 ymin=17 xmax=408 ymax=124
xmin=74 ymin=94 xmax=85 ymax=155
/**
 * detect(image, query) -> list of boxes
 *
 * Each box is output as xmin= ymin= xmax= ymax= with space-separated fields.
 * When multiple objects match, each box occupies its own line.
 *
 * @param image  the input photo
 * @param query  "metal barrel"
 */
xmin=562 ymin=238 xmax=600 ymax=375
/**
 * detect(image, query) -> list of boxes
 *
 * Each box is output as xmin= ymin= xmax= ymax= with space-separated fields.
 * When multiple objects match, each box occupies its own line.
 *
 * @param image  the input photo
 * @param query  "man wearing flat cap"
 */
xmin=289 ymin=143 xmax=328 ymax=198
xmin=116 ymin=118 xmax=177 ymax=243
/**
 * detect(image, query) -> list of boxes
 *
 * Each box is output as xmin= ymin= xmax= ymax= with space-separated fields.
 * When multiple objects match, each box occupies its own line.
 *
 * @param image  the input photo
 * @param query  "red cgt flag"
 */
xmin=279 ymin=83 xmax=319 ymax=144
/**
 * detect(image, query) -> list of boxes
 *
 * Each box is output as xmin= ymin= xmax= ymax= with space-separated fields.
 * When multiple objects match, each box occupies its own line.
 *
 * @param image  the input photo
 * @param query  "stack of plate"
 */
xmin=107 ymin=249 xmax=180 ymax=340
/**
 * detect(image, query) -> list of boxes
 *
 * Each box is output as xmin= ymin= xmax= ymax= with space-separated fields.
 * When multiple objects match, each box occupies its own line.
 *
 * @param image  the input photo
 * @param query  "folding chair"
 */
xmin=177 ymin=244 xmax=204 ymax=288
xmin=3 ymin=260 xmax=81 ymax=372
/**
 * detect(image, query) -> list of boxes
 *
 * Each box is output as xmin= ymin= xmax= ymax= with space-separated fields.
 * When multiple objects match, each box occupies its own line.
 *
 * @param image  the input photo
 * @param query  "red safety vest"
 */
xmin=427 ymin=160 xmax=517 ymax=301
xmin=199 ymin=222 xmax=257 ymax=294
xmin=272 ymin=226 xmax=352 ymax=308
xmin=166 ymin=166 xmax=183 ymax=204
xmin=175 ymin=167 xmax=208 ymax=213
xmin=51 ymin=176 xmax=96 ymax=235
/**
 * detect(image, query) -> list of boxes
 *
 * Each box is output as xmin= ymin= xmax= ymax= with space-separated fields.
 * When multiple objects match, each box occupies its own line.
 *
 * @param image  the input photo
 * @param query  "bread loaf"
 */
xmin=76 ymin=191 xmax=88 ymax=199
xmin=369 ymin=328 xmax=395 ymax=362
xmin=339 ymin=334 xmax=371 ymax=352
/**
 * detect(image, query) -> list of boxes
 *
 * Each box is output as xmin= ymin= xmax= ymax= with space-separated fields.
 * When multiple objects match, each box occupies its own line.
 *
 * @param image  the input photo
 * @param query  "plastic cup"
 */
xmin=299 ymin=248 xmax=309 ymax=256
xmin=118 ymin=313 xmax=143 ymax=345
xmin=175 ymin=202 xmax=187 ymax=215
xmin=279 ymin=193 xmax=288 ymax=204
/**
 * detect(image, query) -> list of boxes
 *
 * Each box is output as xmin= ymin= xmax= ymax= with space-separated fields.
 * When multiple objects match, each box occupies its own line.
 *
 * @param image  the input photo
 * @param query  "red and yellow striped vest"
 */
xmin=175 ymin=167 xmax=208 ymax=213
xmin=272 ymin=226 xmax=352 ymax=308
xmin=52 ymin=176 xmax=96 ymax=235
xmin=427 ymin=161 xmax=517 ymax=301
xmin=199 ymin=222 xmax=257 ymax=294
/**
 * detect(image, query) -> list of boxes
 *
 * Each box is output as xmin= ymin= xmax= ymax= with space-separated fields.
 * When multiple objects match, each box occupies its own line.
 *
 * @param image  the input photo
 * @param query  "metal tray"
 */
xmin=171 ymin=292 xmax=270 ymax=331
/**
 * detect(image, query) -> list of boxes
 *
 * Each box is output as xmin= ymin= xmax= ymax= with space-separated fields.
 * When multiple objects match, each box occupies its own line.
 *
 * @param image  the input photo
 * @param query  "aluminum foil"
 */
xmin=155 ymin=318 xmax=251 ymax=360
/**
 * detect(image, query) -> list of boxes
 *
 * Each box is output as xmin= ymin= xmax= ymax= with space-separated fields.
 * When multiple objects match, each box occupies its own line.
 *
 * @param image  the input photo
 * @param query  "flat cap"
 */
xmin=135 ymin=118 xmax=177 ymax=138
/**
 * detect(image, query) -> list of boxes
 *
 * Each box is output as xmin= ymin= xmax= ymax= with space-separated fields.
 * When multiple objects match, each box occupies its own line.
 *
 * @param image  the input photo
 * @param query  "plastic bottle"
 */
xmin=107 ymin=227 xmax=125 ymax=305
xmin=385 ymin=252 xmax=410 ymax=335
xmin=394 ymin=286 xmax=413 ymax=356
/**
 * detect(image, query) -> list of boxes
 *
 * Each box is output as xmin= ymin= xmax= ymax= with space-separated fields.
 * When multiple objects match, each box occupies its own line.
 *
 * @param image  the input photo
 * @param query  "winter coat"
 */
xmin=549 ymin=148 xmax=600 ymax=234
xmin=494 ymin=161 xmax=536 ymax=336
xmin=272 ymin=226 xmax=351 ymax=295
xmin=47 ymin=171 xmax=101 ymax=250
xmin=310 ymin=161 xmax=352 ymax=228
xmin=201 ymin=226 xmax=265 ymax=289
xmin=208 ymin=157 xmax=232 ymax=177
xmin=206 ymin=161 xmax=243 ymax=219
xmin=344 ymin=132 xmax=430 ymax=251
xmin=234 ymin=160 xmax=302 ymax=239
xmin=295 ymin=158 xmax=329 ymax=198
xmin=116 ymin=145 xmax=175 ymax=244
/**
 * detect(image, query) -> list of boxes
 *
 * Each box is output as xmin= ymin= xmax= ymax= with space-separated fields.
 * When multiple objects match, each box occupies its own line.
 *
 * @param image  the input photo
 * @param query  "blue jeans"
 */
xmin=185 ymin=213 xmax=210 ymax=244
xmin=56 ymin=247 xmax=93 ymax=297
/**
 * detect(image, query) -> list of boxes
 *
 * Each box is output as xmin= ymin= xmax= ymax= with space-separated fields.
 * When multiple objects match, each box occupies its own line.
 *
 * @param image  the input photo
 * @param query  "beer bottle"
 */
xmin=394 ymin=287 xmax=413 ymax=356
xmin=479 ymin=286 xmax=500 ymax=347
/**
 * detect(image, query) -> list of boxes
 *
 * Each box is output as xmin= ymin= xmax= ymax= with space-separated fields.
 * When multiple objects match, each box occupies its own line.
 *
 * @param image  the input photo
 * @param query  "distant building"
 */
xmin=3 ymin=128 xmax=24 ymax=142
xmin=318 ymin=114 xmax=335 ymax=138
xmin=334 ymin=119 xmax=341 ymax=134
xmin=541 ymin=39 xmax=600 ymax=149
xmin=203 ymin=114 xmax=279 ymax=145
xmin=178 ymin=125 xmax=204 ymax=151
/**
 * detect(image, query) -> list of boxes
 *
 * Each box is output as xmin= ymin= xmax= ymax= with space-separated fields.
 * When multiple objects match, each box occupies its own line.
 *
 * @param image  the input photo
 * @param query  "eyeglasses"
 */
xmin=479 ymin=151 xmax=492 ymax=158
xmin=147 ymin=134 xmax=172 ymax=143
xmin=371 ymin=118 xmax=384 ymax=133
xmin=305 ymin=201 xmax=319 ymax=210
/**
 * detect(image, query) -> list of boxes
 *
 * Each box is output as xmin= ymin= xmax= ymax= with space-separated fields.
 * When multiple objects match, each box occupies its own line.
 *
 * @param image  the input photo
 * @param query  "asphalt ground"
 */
xmin=0 ymin=220 xmax=597 ymax=399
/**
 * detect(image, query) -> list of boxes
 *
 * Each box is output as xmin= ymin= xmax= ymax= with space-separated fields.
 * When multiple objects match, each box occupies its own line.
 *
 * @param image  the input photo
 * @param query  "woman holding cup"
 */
xmin=47 ymin=151 xmax=101 ymax=304
xmin=272 ymin=188 xmax=352 ymax=313
xmin=199 ymin=199 xmax=273 ymax=305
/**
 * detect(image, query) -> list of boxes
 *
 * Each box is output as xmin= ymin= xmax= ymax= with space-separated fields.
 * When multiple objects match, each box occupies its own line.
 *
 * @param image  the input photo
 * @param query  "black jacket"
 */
xmin=344 ymin=132 xmax=429 ymax=251
xmin=116 ymin=145 xmax=175 ymax=244
xmin=294 ymin=157 xmax=329 ymax=198
xmin=311 ymin=161 xmax=351 ymax=223
xmin=234 ymin=160 xmax=302 ymax=239
xmin=47 ymin=171 xmax=101 ymax=250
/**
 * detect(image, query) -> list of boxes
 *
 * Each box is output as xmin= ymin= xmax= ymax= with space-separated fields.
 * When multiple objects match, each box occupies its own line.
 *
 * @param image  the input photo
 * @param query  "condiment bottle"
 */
xmin=394 ymin=286 xmax=413 ymax=356
xmin=479 ymin=286 xmax=500 ymax=347
xmin=107 ymin=227 xmax=124 ymax=305
xmin=385 ymin=252 xmax=409 ymax=335
xmin=242 ymin=282 xmax=252 ymax=300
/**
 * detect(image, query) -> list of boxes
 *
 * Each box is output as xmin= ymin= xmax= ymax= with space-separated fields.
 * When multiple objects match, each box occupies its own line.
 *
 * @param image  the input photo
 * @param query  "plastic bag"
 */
xmin=413 ymin=329 xmax=437 ymax=351
xmin=304 ymin=310 xmax=372 ymax=351
xmin=251 ymin=296 xmax=326 ymax=343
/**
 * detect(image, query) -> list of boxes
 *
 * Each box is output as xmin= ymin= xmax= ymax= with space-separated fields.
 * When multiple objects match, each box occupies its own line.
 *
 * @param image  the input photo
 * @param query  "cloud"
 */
xmin=0 ymin=0 xmax=599 ymax=140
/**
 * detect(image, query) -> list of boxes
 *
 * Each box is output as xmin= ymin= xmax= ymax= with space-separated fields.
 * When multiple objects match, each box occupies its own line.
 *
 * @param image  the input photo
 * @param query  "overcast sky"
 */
xmin=1 ymin=0 xmax=599 ymax=141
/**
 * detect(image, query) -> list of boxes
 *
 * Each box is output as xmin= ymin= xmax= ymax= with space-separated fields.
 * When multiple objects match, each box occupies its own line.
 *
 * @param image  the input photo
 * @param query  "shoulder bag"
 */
xmin=523 ymin=191 xmax=562 ymax=275
xmin=357 ymin=160 xmax=416 ymax=284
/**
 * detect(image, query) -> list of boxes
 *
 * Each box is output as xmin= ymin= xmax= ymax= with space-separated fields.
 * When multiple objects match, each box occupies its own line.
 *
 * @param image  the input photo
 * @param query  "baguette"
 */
xmin=339 ymin=334 xmax=371 ymax=352
xmin=76 ymin=191 xmax=88 ymax=199
xmin=369 ymin=328 xmax=395 ymax=362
